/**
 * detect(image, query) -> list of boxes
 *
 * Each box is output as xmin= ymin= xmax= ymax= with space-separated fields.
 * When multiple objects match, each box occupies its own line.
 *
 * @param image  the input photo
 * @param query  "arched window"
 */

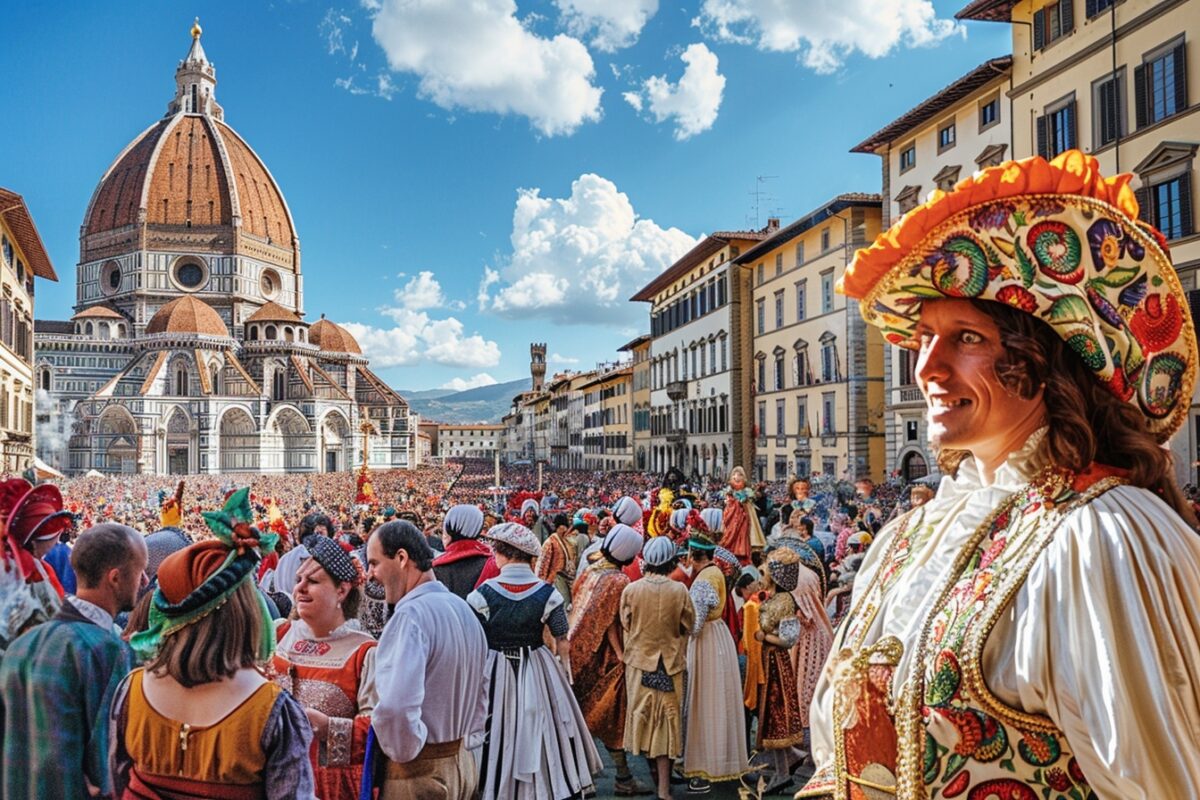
xmin=273 ymin=370 xmax=285 ymax=401
xmin=247 ymin=325 xmax=258 ymax=341
xmin=98 ymin=322 xmax=111 ymax=341
xmin=284 ymin=327 xmax=294 ymax=343
xmin=265 ymin=325 xmax=277 ymax=340
xmin=210 ymin=365 xmax=222 ymax=395
xmin=174 ymin=362 xmax=189 ymax=396
xmin=39 ymin=369 xmax=50 ymax=392
xmin=116 ymin=323 xmax=126 ymax=338
xmin=85 ymin=322 xmax=94 ymax=337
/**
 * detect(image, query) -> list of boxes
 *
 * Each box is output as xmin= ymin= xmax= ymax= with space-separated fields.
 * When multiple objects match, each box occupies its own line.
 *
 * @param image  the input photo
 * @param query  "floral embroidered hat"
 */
xmin=842 ymin=149 xmax=1197 ymax=443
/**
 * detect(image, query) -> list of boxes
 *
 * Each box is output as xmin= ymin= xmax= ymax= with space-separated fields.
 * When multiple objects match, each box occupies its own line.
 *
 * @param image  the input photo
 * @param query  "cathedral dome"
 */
xmin=146 ymin=296 xmax=228 ymax=337
xmin=79 ymin=25 xmax=298 ymax=272
xmin=310 ymin=318 xmax=361 ymax=355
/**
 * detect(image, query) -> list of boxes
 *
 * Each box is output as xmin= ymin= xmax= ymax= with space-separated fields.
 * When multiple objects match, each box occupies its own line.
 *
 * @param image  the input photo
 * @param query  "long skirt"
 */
xmin=479 ymin=646 xmax=602 ymax=800
xmin=624 ymin=666 xmax=684 ymax=760
xmin=756 ymin=645 xmax=805 ymax=749
xmin=573 ymin=641 xmax=627 ymax=750
xmin=683 ymin=619 xmax=748 ymax=781
xmin=792 ymin=618 xmax=833 ymax=729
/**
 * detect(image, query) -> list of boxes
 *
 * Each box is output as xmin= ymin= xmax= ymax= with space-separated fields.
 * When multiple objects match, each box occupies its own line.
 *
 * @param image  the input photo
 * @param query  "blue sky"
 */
xmin=4 ymin=1 xmax=1009 ymax=392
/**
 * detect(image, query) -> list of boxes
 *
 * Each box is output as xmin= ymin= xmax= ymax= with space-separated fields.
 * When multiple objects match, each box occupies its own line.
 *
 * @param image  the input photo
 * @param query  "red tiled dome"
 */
xmin=145 ymin=296 xmax=228 ymax=337
xmin=309 ymin=318 xmax=361 ymax=355
xmin=81 ymin=117 xmax=297 ymax=267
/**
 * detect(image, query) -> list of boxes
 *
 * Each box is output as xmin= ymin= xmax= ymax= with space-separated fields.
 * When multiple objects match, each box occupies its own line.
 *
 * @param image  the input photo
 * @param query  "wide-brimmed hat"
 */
xmin=843 ymin=150 xmax=1196 ymax=442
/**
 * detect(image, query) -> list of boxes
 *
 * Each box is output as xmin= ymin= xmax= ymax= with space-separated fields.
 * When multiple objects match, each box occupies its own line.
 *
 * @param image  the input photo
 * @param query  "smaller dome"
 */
xmin=72 ymin=305 xmax=125 ymax=320
xmin=310 ymin=318 xmax=361 ymax=355
xmin=146 ymin=296 xmax=228 ymax=337
xmin=244 ymin=301 xmax=303 ymax=324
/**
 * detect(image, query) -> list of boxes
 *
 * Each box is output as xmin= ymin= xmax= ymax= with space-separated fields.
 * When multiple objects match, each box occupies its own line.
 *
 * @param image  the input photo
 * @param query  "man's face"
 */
xmin=915 ymin=300 xmax=1046 ymax=465
xmin=366 ymin=533 xmax=408 ymax=605
xmin=855 ymin=480 xmax=873 ymax=499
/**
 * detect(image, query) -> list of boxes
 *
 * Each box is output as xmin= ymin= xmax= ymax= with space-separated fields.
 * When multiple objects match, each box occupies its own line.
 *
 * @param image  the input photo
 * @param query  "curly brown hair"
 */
xmin=936 ymin=300 xmax=1197 ymax=528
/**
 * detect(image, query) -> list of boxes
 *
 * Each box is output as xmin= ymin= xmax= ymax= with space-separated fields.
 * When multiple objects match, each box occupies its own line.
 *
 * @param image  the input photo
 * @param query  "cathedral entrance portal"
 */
xmin=319 ymin=411 xmax=350 ymax=473
xmin=165 ymin=408 xmax=192 ymax=474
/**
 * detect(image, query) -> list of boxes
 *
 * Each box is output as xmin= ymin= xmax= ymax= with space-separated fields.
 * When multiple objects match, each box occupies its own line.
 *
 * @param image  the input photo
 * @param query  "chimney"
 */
xmin=766 ymin=217 xmax=781 ymax=231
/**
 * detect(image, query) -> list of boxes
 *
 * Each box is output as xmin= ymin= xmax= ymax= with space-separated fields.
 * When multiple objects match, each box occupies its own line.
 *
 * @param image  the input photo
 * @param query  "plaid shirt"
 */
xmin=0 ymin=599 xmax=133 ymax=800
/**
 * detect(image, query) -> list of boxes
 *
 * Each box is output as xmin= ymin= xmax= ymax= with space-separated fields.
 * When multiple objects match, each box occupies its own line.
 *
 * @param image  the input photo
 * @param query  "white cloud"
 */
xmin=478 ymin=173 xmax=697 ymax=326
xmin=345 ymin=306 xmax=501 ymax=369
xmin=549 ymin=352 xmax=580 ymax=364
xmin=441 ymin=373 xmax=499 ymax=391
xmin=320 ymin=9 xmax=354 ymax=56
xmin=626 ymin=43 xmax=725 ymax=140
xmin=365 ymin=0 xmax=604 ymax=136
xmin=394 ymin=270 xmax=445 ymax=310
xmin=694 ymin=0 xmax=962 ymax=74
xmin=555 ymin=0 xmax=659 ymax=52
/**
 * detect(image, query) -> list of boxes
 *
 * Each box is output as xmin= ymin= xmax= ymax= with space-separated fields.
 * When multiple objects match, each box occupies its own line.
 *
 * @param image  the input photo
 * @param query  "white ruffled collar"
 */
xmin=939 ymin=426 xmax=1049 ymax=498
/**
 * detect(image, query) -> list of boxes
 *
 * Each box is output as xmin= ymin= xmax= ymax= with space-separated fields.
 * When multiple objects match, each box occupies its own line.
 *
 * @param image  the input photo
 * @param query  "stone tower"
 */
xmin=530 ymin=342 xmax=546 ymax=392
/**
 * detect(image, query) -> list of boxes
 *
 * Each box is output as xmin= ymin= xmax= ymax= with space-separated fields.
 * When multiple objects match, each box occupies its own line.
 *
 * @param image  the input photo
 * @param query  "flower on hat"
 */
xmin=1130 ymin=294 xmax=1183 ymax=355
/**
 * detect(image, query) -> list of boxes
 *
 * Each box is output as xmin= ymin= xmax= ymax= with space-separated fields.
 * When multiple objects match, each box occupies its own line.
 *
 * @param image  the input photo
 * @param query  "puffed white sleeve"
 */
xmin=990 ymin=485 xmax=1200 ymax=799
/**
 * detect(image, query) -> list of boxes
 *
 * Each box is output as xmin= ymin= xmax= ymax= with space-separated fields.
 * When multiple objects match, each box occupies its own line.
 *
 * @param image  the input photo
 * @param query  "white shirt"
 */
xmin=68 ymin=596 xmax=114 ymax=631
xmin=264 ymin=543 xmax=309 ymax=595
xmin=373 ymin=579 xmax=488 ymax=763
xmin=809 ymin=431 xmax=1200 ymax=798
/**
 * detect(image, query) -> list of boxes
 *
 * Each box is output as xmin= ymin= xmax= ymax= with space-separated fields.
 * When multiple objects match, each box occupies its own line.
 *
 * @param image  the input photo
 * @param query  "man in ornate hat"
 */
xmin=800 ymin=152 xmax=1200 ymax=798
xmin=1 ymin=523 xmax=147 ymax=800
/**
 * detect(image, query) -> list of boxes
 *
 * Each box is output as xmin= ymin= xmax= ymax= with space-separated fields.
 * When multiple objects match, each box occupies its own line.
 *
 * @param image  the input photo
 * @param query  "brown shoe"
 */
xmin=615 ymin=776 xmax=655 ymax=796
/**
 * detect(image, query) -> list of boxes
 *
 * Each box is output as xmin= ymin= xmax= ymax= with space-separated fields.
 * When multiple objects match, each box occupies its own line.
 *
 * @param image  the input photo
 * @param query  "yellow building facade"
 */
xmin=958 ymin=0 xmax=1200 ymax=481
xmin=738 ymin=195 xmax=885 ymax=482
xmin=581 ymin=364 xmax=634 ymax=471
xmin=2 ymin=189 xmax=58 ymax=473
xmin=620 ymin=335 xmax=652 ymax=471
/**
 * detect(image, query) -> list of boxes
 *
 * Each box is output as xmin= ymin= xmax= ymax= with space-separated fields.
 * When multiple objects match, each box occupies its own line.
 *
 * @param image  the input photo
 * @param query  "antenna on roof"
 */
xmin=750 ymin=175 xmax=778 ymax=229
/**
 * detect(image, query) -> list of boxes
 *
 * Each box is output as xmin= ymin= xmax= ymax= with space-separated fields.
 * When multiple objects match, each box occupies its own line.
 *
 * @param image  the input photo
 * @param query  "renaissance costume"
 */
xmin=113 ymin=489 xmax=315 ymax=800
xmin=800 ymin=152 xmax=1200 ymax=798
xmin=721 ymin=467 xmax=766 ymax=565
xmin=682 ymin=530 xmax=748 ymax=783
xmin=467 ymin=523 xmax=601 ymax=800
xmin=433 ymin=504 xmax=491 ymax=599
xmin=620 ymin=536 xmax=695 ymax=762
xmin=567 ymin=526 xmax=639 ymax=750
xmin=271 ymin=536 xmax=376 ymax=800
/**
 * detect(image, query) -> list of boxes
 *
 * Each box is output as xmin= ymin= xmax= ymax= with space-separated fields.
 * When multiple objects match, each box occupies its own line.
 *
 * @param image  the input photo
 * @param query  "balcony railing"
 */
xmin=666 ymin=427 xmax=687 ymax=444
xmin=898 ymin=386 xmax=923 ymax=403
xmin=665 ymin=380 xmax=688 ymax=400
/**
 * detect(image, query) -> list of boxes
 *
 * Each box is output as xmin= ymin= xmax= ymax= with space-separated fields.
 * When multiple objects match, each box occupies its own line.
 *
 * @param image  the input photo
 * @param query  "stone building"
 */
xmin=633 ymin=223 xmax=777 ymax=481
xmin=435 ymin=424 xmax=503 ymax=459
xmin=34 ymin=22 xmax=416 ymax=475
xmin=850 ymin=56 xmax=1013 ymax=481
xmin=737 ymin=195 xmax=885 ymax=482
xmin=0 ymin=190 xmax=58 ymax=472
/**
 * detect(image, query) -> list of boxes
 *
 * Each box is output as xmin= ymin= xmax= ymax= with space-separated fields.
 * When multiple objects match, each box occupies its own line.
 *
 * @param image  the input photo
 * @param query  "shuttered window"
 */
xmin=1136 ymin=39 xmax=1188 ymax=129
xmin=1092 ymin=70 xmax=1124 ymax=148
xmin=1032 ymin=0 xmax=1074 ymax=51
xmin=1036 ymin=95 xmax=1076 ymax=159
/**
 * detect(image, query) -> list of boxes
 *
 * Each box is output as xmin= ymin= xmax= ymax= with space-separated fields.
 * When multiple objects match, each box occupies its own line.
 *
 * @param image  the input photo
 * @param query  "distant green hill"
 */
xmin=400 ymin=377 xmax=530 ymax=424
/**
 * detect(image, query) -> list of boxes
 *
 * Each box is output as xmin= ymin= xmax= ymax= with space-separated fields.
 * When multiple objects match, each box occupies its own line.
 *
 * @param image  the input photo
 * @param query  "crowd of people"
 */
xmin=7 ymin=150 xmax=1200 ymax=800
xmin=0 ymin=456 xmax=908 ymax=800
